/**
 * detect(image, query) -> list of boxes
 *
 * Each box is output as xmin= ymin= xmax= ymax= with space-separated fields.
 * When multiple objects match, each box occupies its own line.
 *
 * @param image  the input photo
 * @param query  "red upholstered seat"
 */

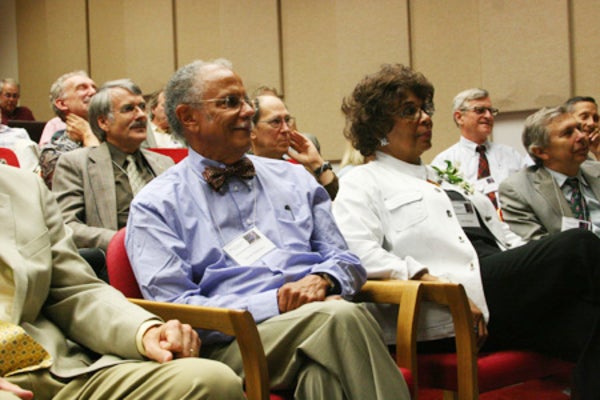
xmin=148 ymin=147 xmax=188 ymax=163
xmin=419 ymin=350 xmax=573 ymax=393
xmin=0 ymin=147 xmax=20 ymax=167
xmin=106 ymin=228 xmax=142 ymax=298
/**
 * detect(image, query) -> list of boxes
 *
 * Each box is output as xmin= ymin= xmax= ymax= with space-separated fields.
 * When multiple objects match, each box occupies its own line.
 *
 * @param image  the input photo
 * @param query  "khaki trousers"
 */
xmin=2 ymin=357 xmax=244 ymax=400
xmin=206 ymin=300 xmax=410 ymax=400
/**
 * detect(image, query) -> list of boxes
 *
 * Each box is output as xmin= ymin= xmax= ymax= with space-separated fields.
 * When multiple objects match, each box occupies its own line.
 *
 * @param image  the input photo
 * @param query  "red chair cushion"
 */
xmin=148 ymin=148 xmax=188 ymax=163
xmin=418 ymin=350 xmax=573 ymax=393
xmin=0 ymin=147 xmax=20 ymax=167
xmin=106 ymin=228 xmax=143 ymax=298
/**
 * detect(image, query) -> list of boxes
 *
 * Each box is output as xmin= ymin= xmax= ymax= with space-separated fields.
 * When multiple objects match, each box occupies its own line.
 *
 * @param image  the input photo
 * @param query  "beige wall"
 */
xmin=8 ymin=0 xmax=600 ymax=161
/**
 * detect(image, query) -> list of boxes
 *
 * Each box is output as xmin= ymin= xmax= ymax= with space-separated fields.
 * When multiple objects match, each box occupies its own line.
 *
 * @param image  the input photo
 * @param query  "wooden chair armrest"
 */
xmin=419 ymin=281 xmax=479 ymax=398
xmin=129 ymin=299 xmax=270 ymax=400
xmin=354 ymin=280 xmax=423 ymax=380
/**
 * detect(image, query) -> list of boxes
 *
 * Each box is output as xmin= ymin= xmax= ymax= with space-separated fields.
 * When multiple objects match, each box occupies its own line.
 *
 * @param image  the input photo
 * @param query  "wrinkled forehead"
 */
xmin=549 ymin=113 xmax=578 ymax=133
xmin=258 ymin=95 xmax=288 ymax=117
xmin=465 ymin=96 xmax=492 ymax=107
xmin=572 ymin=101 xmax=598 ymax=115
xmin=200 ymin=66 xmax=245 ymax=98
xmin=63 ymin=75 xmax=96 ymax=94
xmin=1 ymin=83 xmax=18 ymax=94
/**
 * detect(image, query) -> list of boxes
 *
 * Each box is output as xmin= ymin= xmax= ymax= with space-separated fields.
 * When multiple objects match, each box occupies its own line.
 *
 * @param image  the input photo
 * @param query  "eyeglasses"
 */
xmin=257 ymin=115 xmax=296 ymax=130
xmin=462 ymin=106 xmax=499 ymax=116
xmin=2 ymin=93 xmax=19 ymax=99
xmin=118 ymin=102 xmax=146 ymax=114
xmin=397 ymin=102 xmax=435 ymax=120
xmin=188 ymin=95 xmax=254 ymax=111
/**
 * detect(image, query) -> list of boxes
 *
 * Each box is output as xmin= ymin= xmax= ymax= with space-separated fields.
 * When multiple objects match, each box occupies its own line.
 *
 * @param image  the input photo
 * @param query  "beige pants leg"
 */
xmin=6 ymin=358 xmax=244 ymax=400
xmin=206 ymin=300 xmax=410 ymax=400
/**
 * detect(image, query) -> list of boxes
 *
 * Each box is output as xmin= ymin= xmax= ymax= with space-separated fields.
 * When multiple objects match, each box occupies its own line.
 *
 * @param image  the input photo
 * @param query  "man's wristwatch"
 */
xmin=313 ymin=272 xmax=341 ymax=295
xmin=313 ymin=161 xmax=333 ymax=178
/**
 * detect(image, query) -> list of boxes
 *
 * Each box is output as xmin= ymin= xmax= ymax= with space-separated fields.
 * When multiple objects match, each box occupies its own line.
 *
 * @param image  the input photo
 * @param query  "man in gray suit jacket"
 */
xmin=500 ymin=105 xmax=600 ymax=241
xmin=52 ymin=79 xmax=174 ymax=250
xmin=0 ymin=164 xmax=243 ymax=399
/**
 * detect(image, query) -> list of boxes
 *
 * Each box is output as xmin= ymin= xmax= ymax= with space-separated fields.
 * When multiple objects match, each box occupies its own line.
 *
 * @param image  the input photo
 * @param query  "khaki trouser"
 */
xmin=3 ymin=357 xmax=243 ymax=400
xmin=206 ymin=300 xmax=410 ymax=400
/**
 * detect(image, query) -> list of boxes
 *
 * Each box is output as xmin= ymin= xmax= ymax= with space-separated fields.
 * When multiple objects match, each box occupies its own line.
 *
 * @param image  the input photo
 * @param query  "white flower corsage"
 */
xmin=431 ymin=160 xmax=474 ymax=195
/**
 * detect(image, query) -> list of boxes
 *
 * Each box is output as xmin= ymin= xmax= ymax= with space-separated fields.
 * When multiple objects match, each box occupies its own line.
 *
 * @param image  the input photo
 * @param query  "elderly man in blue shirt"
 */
xmin=125 ymin=59 xmax=409 ymax=400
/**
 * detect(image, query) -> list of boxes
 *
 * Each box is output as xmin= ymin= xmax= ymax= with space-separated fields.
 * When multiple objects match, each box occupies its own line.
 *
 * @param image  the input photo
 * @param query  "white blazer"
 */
xmin=333 ymin=152 xmax=524 ymax=342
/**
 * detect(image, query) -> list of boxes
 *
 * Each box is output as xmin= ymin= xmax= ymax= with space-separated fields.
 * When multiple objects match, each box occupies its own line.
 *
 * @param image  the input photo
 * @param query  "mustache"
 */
xmin=130 ymin=120 xmax=147 ymax=130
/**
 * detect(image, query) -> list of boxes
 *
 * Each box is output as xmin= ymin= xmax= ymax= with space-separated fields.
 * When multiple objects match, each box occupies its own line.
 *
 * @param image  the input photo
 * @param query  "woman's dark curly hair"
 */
xmin=341 ymin=64 xmax=434 ymax=157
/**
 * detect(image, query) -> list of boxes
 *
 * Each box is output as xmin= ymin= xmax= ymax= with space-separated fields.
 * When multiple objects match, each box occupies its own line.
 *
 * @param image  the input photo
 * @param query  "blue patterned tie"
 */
xmin=564 ymin=177 xmax=587 ymax=220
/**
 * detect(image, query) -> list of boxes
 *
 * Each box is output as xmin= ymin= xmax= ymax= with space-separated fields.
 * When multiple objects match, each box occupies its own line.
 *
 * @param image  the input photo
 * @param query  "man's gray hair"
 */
xmin=522 ymin=106 xmax=568 ymax=164
xmin=0 ymin=78 xmax=19 ymax=93
xmin=88 ymin=79 xmax=143 ymax=142
xmin=452 ymin=88 xmax=489 ymax=126
xmin=49 ymin=70 xmax=90 ymax=120
xmin=165 ymin=58 xmax=233 ymax=139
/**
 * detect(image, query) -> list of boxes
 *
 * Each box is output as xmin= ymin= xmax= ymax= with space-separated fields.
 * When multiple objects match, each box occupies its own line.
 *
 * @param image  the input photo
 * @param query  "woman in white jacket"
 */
xmin=333 ymin=64 xmax=600 ymax=399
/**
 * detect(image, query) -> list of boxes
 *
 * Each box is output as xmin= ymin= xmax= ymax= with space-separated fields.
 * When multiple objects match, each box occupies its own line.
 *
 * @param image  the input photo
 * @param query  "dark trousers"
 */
xmin=479 ymin=229 xmax=600 ymax=400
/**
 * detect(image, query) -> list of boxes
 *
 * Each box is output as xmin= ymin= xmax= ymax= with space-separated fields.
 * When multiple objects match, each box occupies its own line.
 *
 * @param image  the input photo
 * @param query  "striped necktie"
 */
xmin=0 ymin=321 xmax=52 ymax=377
xmin=126 ymin=155 xmax=146 ymax=195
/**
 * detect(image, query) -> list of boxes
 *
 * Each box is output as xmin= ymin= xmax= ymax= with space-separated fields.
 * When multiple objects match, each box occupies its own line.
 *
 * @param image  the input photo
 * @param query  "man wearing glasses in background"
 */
xmin=251 ymin=94 xmax=338 ymax=199
xmin=432 ymin=88 xmax=530 ymax=208
xmin=52 ymin=79 xmax=173 ymax=255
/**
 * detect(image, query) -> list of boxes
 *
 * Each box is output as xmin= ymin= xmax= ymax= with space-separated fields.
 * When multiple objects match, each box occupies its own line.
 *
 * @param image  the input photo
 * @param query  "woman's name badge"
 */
xmin=224 ymin=227 xmax=276 ymax=265
xmin=561 ymin=217 xmax=592 ymax=232
xmin=452 ymin=199 xmax=480 ymax=228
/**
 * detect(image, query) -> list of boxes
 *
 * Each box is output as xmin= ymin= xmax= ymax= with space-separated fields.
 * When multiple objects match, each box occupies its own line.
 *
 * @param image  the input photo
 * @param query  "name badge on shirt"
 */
xmin=452 ymin=199 xmax=481 ymax=228
xmin=474 ymin=176 xmax=499 ymax=195
xmin=224 ymin=227 xmax=276 ymax=265
xmin=561 ymin=216 xmax=592 ymax=232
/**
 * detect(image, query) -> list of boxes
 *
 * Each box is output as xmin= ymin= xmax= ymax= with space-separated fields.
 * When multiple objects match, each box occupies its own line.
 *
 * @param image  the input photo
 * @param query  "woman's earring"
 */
xmin=380 ymin=137 xmax=389 ymax=146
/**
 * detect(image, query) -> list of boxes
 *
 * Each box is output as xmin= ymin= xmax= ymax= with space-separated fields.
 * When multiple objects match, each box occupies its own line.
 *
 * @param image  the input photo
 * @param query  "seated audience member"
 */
xmin=39 ymin=116 xmax=67 ymax=146
xmin=0 ymin=78 xmax=35 ymax=124
xmin=147 ymin=89 xmax=186 ymax=148
xmin=39 ymin=71 xmax=100 ymax=188
xmin=126 ymin=59 xmax=410 ymax=400
xmin=565 ymin=96 xmax=600 ymax=159
xmin=499 ymin=106 xmax=600 ymax=240
xmin=251 ymin=94 xmax=339 ymax=199
xmin=431 ymin=88 xmax=529 ymax=208
xmin=0 ymin=164 xmax=244 ymax=400
xmin=333 ymin=63 xmax=600 ymax=399
xmin=52 ymin=79 xmax=174 ymax=251
xmin=0 ymin=111 xmax=40 ymax=172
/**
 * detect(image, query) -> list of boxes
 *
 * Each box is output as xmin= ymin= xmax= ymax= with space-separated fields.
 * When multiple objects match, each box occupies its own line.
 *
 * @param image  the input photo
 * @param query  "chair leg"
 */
xmin=442 ymin=390 xmax=458 ymax=400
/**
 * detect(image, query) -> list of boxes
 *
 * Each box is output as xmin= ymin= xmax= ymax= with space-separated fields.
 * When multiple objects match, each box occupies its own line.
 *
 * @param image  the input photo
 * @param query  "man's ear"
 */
xmin=530 ymin=145 xmax=549 ymax=161
xmin=453 ymin=110 xmax=463 ymax=126
xmin=54 ymin=98 xmax=69 ymax=114
xmin=175 ymin=104 xmax=199 ymax=129
xmin=97 ymin=115 xmax=110 ymax=132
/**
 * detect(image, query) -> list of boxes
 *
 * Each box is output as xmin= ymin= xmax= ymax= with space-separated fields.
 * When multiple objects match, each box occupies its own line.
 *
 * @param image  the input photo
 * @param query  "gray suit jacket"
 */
xmin=0 ymin=165 xmax=157 ymax=378
xmin=499 ymin=161 xmax=600 ymax=241
xmin=52 ymin=142 xmax=174 ymax=250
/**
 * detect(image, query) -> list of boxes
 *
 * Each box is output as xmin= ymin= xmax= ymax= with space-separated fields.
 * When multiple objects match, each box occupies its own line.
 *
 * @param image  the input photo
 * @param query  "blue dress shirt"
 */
xmin=126 ymin=149 xmax=365 ymax=343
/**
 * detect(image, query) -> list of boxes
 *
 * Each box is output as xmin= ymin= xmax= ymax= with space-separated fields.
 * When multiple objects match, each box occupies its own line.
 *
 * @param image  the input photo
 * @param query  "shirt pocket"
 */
xmin=384 ymin=191 xmax=427 ymax=232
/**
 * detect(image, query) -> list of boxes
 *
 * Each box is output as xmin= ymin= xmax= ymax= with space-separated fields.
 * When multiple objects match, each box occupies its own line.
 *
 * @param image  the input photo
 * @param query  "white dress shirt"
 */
xmin=431 ymin=136 xmax=532 ymax=202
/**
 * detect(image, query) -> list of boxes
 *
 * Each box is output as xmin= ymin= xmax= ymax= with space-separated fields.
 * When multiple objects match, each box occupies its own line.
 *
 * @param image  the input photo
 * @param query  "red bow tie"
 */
xmin=202 ymin=157 xmax=256 ymax=191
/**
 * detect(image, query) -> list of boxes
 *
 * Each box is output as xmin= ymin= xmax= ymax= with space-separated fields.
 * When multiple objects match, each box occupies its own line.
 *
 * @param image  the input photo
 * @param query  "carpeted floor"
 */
xmin=418 ymin=376 xmax=571 ymax=399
